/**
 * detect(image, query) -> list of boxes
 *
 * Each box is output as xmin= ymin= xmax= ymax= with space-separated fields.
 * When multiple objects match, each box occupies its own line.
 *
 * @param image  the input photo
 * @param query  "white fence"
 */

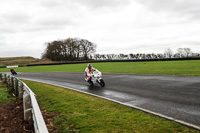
xmin=0 ymin=73 xmax=48 ymax=133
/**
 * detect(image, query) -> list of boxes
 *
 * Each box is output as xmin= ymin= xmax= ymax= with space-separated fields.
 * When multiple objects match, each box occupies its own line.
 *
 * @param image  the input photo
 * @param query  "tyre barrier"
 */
xmin=0 ymin=73 xmax=48 ymax=133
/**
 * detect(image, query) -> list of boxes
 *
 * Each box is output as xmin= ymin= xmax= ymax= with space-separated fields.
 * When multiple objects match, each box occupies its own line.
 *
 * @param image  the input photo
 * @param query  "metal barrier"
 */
xmin=0 ymin=73 xmax=48 ymax=133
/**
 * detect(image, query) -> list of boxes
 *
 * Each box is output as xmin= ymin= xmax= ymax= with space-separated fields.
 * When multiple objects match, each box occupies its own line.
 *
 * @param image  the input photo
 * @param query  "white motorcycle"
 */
xmin=85 ymin=70 xmax=105 ymax=87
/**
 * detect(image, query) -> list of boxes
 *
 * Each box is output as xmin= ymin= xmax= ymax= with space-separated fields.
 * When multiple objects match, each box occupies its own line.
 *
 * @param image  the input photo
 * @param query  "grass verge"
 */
xmin=1 ymin=60 xmax=200 ymax=76
xmin=23 ymin=80 xmax=199 ymax=133
xmin=0 ymin=83 xmax=15 ymax=104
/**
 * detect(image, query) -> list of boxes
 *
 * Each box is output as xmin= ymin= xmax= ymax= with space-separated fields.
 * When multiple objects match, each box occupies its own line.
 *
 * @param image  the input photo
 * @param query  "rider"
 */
xmin=10 ymin=69 xmax=16 ymax=74
xmin=85 ymin=64 xmax=96 ymax=84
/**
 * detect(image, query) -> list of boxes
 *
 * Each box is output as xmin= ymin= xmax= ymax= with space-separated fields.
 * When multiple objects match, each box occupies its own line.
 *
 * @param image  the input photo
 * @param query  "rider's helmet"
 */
xmin=87 ymin=64 xmax=92 ymax=69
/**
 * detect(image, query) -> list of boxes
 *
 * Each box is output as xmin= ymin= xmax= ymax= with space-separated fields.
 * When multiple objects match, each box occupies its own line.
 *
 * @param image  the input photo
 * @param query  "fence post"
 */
xmin=0 ymin=73 xmax=2 ymax=81
xmin=15 ymin=78 xmax=19 ymax=97
xmin=9 ymin=76 xmax=12 ymax=90
xmin=23 ymin=93 xmax=32 ymax=121
xmin=7 ymin=75 xmax=11 ymax=89
xmin=11 ymin=76 xmax=14 ymax=92
xmin=18 ymin=82 xmax=23 ymax=98
xmin=4 ymin=74 xmax=7 ymax=84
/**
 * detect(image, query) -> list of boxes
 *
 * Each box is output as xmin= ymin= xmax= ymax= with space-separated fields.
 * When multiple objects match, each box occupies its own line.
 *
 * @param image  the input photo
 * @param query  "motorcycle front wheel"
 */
xmin=99 ymin=79 xmax=105 ymax=87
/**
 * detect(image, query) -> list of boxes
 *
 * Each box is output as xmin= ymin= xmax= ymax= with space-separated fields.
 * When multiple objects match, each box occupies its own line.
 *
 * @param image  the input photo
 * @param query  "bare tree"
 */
xmin=110 ymin=54 xmax=116 ymax=59
xmin=142 ymin=54 xmax=146 ymax=59
xmin=136 ymin=53 xmax=140 ymax=59
xmin=119 ymin=54 xmax=125 ymax=59
xmin=94 ymin=54 xmax=100 ymax=60
xmin=157 ymin=54 xmax=164 ymax=59
xmin=81 ymin=39 xmax=96 ymax=60
xmin=184 ymin=48 xmax=191 ymax=57
xmin=146 ymin=54 xmax=151 ymax=59
xmin=129 ymin=54 xmax=134 ymax=59
xmin=100 ymin=54 xmax=106 ymax=60
xmin=106 ymin=54 xmax=112 ymax=60
xmin=177 ymin=48 xmax=184 ymax=57
xmin=164 ymin=48 xmax=173 ymax=58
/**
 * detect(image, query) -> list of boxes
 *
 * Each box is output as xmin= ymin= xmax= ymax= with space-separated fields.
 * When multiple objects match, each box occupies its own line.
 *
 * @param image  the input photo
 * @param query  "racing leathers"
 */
xmin=85 ymin=67 xmax=96 ymax=83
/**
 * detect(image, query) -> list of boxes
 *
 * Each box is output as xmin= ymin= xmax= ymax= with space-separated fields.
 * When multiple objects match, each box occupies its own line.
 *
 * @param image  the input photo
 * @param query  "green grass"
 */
xmin=23 ymin=80 xmax=199 ymax=133
xmin=0 ymin=83 xmax=15 ymax=104
xmin=1 ymin=60 xmax=200 ymax=76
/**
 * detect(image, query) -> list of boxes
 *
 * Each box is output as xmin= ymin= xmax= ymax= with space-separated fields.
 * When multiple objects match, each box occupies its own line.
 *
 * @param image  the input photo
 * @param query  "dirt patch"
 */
xmin=0 ymin=99 xmax=34 ymax=133
xmin=39 ymin=105 xmax=58 ymax=133
xmin=0 ymin=99 xmax=58 ymax=133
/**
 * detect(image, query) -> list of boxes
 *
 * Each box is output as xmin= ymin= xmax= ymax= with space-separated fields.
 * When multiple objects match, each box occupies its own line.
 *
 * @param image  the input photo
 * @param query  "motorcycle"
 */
xmin=85 ymin=70 xmax=105 ymax=87
xmin=10 ymin=69 xmax=17 ymax=75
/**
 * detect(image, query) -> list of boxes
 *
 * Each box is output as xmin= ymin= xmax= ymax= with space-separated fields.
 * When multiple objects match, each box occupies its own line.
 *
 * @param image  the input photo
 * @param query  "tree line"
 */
xmin=42 ymin=38 xmax=96 ymax=61
xmin=41 ymin=38 xmax=199 ymax=61
xmin=93 ymin=48 xmax=200 ymax=60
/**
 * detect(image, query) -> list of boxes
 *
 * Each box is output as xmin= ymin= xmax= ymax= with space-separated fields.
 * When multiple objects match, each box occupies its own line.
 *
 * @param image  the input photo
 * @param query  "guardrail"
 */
xmin=0 ymin=73 xmax=48 ymax=133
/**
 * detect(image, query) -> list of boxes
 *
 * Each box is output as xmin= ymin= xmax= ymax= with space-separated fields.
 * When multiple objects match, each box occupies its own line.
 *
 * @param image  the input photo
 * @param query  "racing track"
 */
xmin=15 ymin=72 xmax=200 ymax=129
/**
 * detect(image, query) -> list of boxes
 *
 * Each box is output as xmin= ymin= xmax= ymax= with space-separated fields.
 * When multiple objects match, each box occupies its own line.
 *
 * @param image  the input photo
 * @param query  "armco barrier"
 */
xmin=0 ymin=73 xmax=48 ymax=133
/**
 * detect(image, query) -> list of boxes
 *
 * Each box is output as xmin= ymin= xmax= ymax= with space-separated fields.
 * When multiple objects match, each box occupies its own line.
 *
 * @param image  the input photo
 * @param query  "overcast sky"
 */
xmin=0 ymin=0 xmax=200 ymax=58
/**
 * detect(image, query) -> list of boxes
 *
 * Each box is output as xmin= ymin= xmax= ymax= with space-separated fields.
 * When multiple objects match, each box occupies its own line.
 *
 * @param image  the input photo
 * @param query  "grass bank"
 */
xmin=1 ymin=60 xmax=200 ymax=76
xmin=23 ymin=80 xmax=199 ymax=133
xmin=0 ymin=56 xmax=39 ymax=66
xmin=0 ymin=83 xmax=14 ymax=104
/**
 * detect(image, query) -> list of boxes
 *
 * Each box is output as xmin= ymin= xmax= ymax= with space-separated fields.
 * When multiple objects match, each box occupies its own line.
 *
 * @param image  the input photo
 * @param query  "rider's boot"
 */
xmin=88 ymin=79 xmax=93 ymax=86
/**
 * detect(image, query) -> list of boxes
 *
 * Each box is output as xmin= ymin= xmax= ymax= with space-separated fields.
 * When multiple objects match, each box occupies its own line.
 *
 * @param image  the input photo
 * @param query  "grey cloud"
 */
xmin=40 ymin=0 xmax=131 ymax=10
xmin=37 ymin=0 xmax=132 ymax=31
xmin=34 ymin=16 xmax=73 ymax=27
xmin=0 ymin=11 xmax=31 ymax=34
xmin=136 ymin=0 xmax=200 ymax=19
xmin=24 ymin=24 xmax=65 ymax=32
xmin=26 ymin=13 xmax=75 ymax=32
xmin=1 ymin=11 xmax=73 ymax=33
xmin=40 ymin=0 xmax=62 ymax=8
xmin=0 ymin=41 xmax=5 ymax=46
xmin=1 ymin=11 xmax=30 ymax=24
xmin=74 ymin=0 xmax=131 ymax=9
xmin=0 ymin=49 xmax=36 ymax=57
xmin=181 ymin=41 xmax=200 ymax=46
xmin=0 ymin=26 xmax=16 ymax=34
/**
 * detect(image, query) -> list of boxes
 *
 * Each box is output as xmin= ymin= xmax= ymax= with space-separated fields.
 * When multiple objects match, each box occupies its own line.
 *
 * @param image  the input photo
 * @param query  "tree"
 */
xmin=157 ymin=54 xmax=164 ymax=59
xmin=100 ymin=54 xmax=106 ymax=60
xmin=106 ymin=54 xmax=112 ymax=60
xmin=142 ymin=54 xmax=146 ymax=59
xmin=119 ymin=54 xmax=125 ymax=59
xmin=105 ymin=54 xmax=116 ymax=60
xmin=177 ymin=48 xmax=184 ymax=57
xmin=153 ymin=53 xmax=158 ymax=59
xmin=184 ymin=48 xmax=191 ymax=57
xmin=80 ymin=39 xmax=96 ymax=60
xmin=136 ymin=53 xmax=140 ymax=59
xmin=110 ymin=54 xmax=116 ymax=59
xmin=42 ymin=38 xmax=96 ymax=61
xmin=164 ymin=48 xmax=173 ymax=58
xmin=129 ymin=54 xmax=134 ymax=59
xmin=146 ymin=54 xmax=151 ymax=59
xmin=94 ymin=54 xmax=100 ymax=60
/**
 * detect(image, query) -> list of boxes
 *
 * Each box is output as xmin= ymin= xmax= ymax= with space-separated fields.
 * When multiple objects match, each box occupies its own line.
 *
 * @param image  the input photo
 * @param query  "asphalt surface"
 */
xmin=15 ymin=72 xmax=200 ymax=127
